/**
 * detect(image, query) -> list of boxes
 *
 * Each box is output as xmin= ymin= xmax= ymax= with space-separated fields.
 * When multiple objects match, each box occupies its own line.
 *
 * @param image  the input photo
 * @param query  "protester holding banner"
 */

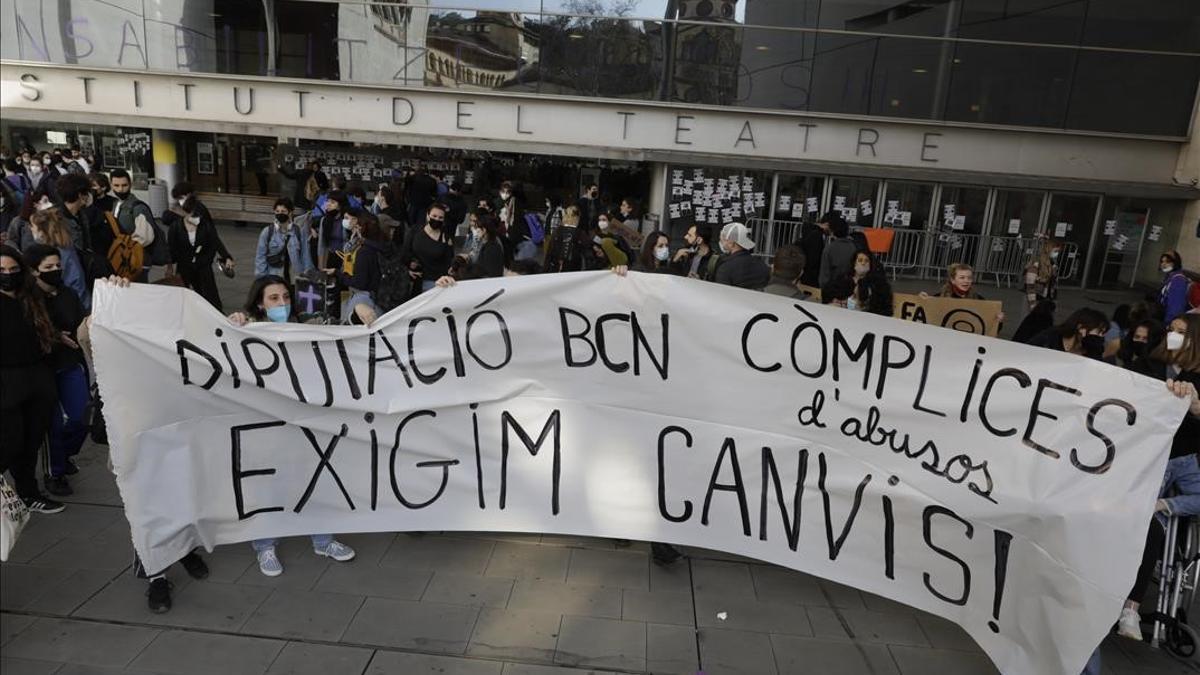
xmin=1153 ymin=315 xmax=1200 ymax=458
xmin=224 ymin=275 xmax=360 ymax=576
xmin=637 ymin=231 xmax=672 ymax=273
xmin=0 ymin=245 xmax=65 ymax=514
xmin=23 ymin=244 xmax=88 ymax=497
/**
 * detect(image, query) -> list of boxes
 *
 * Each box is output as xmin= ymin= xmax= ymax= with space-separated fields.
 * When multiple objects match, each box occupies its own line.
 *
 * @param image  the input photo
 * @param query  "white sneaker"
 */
xmin=257 ymin=548 xmax=283 ymax=577
xmin=1117 ymin=607 xmax=1142 ymax=640
xmin=314 ymin=540 xmax=356 ymax=562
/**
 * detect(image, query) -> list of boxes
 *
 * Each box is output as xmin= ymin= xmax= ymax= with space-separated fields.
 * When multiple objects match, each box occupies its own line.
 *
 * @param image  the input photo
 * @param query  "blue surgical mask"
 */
xmin=265 ymin=305 xmax=290 ymax=323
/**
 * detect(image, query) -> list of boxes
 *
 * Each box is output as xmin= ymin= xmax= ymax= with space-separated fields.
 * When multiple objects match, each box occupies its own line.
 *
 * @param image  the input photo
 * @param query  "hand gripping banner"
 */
xmin=90 ymin=273 xmax=1188 ymax=674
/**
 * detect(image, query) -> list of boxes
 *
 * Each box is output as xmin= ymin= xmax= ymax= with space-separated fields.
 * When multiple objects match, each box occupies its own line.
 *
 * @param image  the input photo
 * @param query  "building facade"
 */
xmin=2 ymin=0 xmax=1198 ymax=289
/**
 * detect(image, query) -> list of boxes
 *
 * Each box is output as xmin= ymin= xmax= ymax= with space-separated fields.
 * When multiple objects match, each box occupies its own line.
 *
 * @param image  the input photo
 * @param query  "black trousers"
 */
xmin=0 ymin=363 xmax=57 ymax=498
xmin=181 ymin=263 xmax=223 ymax=311
xmin=1130 ymin=518 xmax=1167 ymax=602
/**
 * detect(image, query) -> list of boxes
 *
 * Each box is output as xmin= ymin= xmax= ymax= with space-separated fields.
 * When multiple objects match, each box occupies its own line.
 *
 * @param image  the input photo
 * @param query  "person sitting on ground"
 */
xmin=1117 ymin=379 xmax=1200 ymax=641
xmin=817 ymin=212 xmax=855 ymax=288
xmin=1118 ymin=320 xmax=1165 ymax=379
xmin=226 ymin=276 xmax=359 ymax=577
xmin=848 ymin=250 xmax=893 ymax=316
xmin=764 ymin=244 xmax=805 ymax=298
xmin=713 ymin=222 xmax=769 ymax=290
xmin=637 ymin=230 xmax=672 ymax=273
xmin=1027 ymin=308 xmax=1110 ymax=359
xmin=821 ymin=275 xmax=855 ymax=309
xmin=671 ymin=223 xmax=717 ymax=280
xmin=924 ymin=262 xmax=1006 ymax=326
xmin=1011 ymin=298 xmax=1056 ymax=344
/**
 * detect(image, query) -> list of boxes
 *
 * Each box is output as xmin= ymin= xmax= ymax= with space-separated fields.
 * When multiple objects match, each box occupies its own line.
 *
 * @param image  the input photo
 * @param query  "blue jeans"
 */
xmin=1081 ymin=646 xmax=1101 ymax=675
xmin=251 ymin=534 xmax=333 ymax=552
xmin=49 ymin=363 xmax=89 ymax=477
xmin=421 ymin=279 xmax=437 ymax=293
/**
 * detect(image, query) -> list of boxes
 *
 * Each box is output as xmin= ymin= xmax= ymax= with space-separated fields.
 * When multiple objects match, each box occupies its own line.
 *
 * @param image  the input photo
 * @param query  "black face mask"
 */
xmin=1081 ymin=334 xmax=1105 ymax=359
xmin=274 ymin=212 xmax=289 ymax=224
xmin=113 ymin=190 xmax=131 ymax=201
xmin=427 ymin=217 xmax=444 ymax=230
xmin=0 ymin=272 xmax=20 ymax=292
xmin=39 ymin=270 xmax=63 ymax=287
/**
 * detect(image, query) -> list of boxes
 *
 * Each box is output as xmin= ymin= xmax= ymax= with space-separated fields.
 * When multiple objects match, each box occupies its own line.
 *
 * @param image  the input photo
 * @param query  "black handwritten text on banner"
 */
xmin=89 ymin=274 xmax=1186 ymax=675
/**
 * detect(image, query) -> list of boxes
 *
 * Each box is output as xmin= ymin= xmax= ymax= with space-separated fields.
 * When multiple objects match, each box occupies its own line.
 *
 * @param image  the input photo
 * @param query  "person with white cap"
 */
xmin=713 ymin=221 xmax=769 ymax=290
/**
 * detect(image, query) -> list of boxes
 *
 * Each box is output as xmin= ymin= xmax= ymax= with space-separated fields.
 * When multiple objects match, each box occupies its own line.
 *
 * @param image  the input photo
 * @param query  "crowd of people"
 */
xmin=2 ymin=149 xmax=1200 ymax=648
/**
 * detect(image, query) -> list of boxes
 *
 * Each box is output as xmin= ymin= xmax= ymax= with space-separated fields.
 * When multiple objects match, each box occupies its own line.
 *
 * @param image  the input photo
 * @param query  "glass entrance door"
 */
xmin=1044 ymin=193 xmax=1100 ymax=286
xmin=934 ymin=185 xmax=989 ymax=276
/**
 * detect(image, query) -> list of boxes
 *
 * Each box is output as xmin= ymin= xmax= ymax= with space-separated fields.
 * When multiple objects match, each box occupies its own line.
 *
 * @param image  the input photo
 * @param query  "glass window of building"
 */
xmin=275 ymin=0 xmax=341 ymax=80
xmin=830 ymin=176 xmax=881 ymax=227
xmin=956 ymin=0 xmax=1086 ymax=45
xmin=943 ymin=43 xmax=1073 ymax=128
xmin=817 ymin=0 xmax=953 ymax=37
xmin=1045 ymin=193 xmax=1100 ymax=285
xmin=664 ymin=164 xmax=773 ymax=242
xmin=213 ymin=0 xmax=269 ymax=76
xmin=934 ymin=185 xmax=989 ymax=273
xmin=738 ymin=25 xmax=818 ymax=111
xmin=1081 ymin=0 xmax=1200 ymax=53
xmin=1066 ymin=52 xmax=1200 ymax=136
xmin=881 ymin=180 xmax=932 ymax=230
xmin=990 ymin=190 xmax=1045 ymax=238
xmin=769 ymin=173 xmax=825 ymax=251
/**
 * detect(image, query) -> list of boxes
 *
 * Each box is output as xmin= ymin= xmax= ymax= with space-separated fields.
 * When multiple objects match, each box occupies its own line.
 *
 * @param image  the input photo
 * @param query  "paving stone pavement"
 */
xmin=3 ymin=221 xmax=1195 ymax=675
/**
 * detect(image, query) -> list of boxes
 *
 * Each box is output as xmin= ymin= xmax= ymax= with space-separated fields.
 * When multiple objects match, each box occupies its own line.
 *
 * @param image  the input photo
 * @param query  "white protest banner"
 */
xmin=90 ymin=275 xmax=1186 ymax=675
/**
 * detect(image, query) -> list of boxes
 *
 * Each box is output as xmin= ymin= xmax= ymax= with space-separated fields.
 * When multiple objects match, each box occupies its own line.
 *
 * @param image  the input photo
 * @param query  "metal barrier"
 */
xmin=744 ymin=218 xmax=1080 ymax=285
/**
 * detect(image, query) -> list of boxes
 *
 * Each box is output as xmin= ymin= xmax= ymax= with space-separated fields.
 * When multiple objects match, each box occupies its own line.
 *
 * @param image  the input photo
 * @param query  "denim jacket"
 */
xmin=1160 ymin=455 xmax=1200 ymax=518
xmin=255 ymin=221 xmax=313 ymax=278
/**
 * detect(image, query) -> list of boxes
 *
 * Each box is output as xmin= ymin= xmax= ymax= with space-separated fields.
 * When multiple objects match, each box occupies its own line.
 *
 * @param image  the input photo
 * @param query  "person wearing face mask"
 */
xmin=255 ymin=197 xmax=312 ymax=279
xmin=1117 ymin=319 xmax=1165 ymax=378
xmin=0 ymin=245 xmax=66 ymax=515
xmin=1152 ymin=315 xmax=1200 ymax=459
xmin=576 ymin=183 xmax=602 ymax=231
xmin=473 ymin=212 xmax=506 ymax=278
xmin=671 ymin=224 xmax=717 ymax=280
xmin=316 ymin=190 xmax=350 ymax=271
xmin=164 ymin=182 xmax=233 ymax=310
xmin=1158 ymin=251 xmax=1192 ymax=323
xmin=400 ymin=203 xmax=456 ymax=293
xmin=332 ymin=209 xmax=390 ymax=326
xmin=109 ymin=169 xmax=167 ymax=279
xmin=846 ymin=250 xmax=893 ymax=316
xmin=637 ymin=231 xmax=673 ymax=273
xmin=1027 ymin=308 xmax=1110 ymax=359
xmin=497 ymin=181 xmax=527 ymax=245
xmin=600 ymin=211 xmax=642 ymax=255
xmin=25 ymin=156 xmax=49 ymax=195
xmin=544 ymin=205 xmax=588 ymax=273
xmin=22 ymin=244 xmax=87 ymax=497
xmin=29 ymin=209 xmax=90 ymax=311
xmin=713 ymin=222 xmax=769 ymax=290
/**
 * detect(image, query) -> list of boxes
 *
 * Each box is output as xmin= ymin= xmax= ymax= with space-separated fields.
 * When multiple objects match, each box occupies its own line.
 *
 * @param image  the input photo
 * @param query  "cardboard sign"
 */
xmin=893 ymin=293 xmax=1004 ymax=337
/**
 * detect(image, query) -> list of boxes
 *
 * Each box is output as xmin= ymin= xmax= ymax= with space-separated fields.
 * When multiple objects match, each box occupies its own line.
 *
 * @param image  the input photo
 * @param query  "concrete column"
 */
xmin=151 ymin=128 xmax=181 ymax=192
xmin=1172 ymin=111 xmax=1200 ymax=266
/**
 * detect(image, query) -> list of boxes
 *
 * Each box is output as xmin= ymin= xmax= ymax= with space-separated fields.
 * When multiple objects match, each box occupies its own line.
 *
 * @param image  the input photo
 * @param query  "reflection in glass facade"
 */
xmin=1 ymin=0 xmax=1197 ymax=135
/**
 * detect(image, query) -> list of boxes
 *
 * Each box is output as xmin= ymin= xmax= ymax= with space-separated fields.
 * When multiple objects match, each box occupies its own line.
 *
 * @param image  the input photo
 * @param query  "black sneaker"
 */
xmin=45 ymin=475 xmax=73 ymax=497
xmin=180 ymin=552 xmax=209 ymax=580
xmin=22 ymin=495 xmax=65 ymax=514
xmin=64 ymin=459 xmax=79 ymax=475
xmin=146 ymin=578 xmax=172 ymax=613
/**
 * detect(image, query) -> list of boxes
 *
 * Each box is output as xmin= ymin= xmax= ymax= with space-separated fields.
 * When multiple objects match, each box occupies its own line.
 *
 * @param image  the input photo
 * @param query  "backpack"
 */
xmin=105 ymin=212 xmax=144 ymax=280
xmin=1188 ymin=277 xmax=1200 ymax=311
xmin=524 ymin=212 xmax=545 ymax=245
xmin=374 ymin=244 xmax=412 ymax=313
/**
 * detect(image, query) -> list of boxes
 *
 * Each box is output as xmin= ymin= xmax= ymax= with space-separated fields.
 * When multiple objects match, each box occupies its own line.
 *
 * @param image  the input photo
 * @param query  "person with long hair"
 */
xmin=227 ymin=275 xmax=359 ymax=577
xmin=23 ymin=244 xmax=88 ymax=497
xmin=1152 ymin=314 xmax=1200 ymax=459
xmin=338 ymin=209 xmax=388 ymax=325
xmin=29 ymin=207 xmax=90 ymax=311
xmin=1118 ymin=319 xmax=1165 ymax=378
xmin=637 ymin=230 xmax=672 ymax=273
xmin=472 ymin=212 xmax=506 ymax=278
xmin=0 ymin=244 xmax=65 ymax=514
xmin=545 ymin=205 xmax=588 ymax=273
xmin=1027 ymin=308 xmax=1110 ymax=358
xmin=401 ymin=202 xmax=456 ymax=293
xmin=164 ymin=182 xmax=233 ymax=310
xmin=848 ymin=250 xmax=893 ymax=316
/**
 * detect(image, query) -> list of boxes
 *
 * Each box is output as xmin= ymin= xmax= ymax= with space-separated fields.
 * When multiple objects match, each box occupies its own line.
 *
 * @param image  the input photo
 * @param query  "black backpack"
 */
xmin=375 ymin=244 xmax=412 ymax=314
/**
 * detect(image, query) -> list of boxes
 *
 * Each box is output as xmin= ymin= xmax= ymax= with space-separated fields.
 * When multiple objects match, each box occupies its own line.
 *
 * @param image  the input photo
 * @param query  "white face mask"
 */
xmin=29 ymin=165 xmax=42 ymax=176
xmin=342 ymin=217 xmax=353 ymax=232
xmin=500 ymin=191 xmax=511 ymax=200
xmin=1166 ymin=331 xmax=1185 ymax=351
xmin=854 ymin=263 xmax=870 ymax=276
xmin=472 ymin=228 xmax=484 ymax=240
xmin=654 ymin=246 xmax=669 ymax=262
xmin=1162 ymin=264 xmax=1175 ymax=273
xmin=597 ymin=220 xmax=609 ymax=230
xmin=178 ymin=197 xmax=189 ymax=207
xmin=186 ymin=215 xmax=200 ymax=225
xmin=36 ymin=198 xmax=54 ymax=211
